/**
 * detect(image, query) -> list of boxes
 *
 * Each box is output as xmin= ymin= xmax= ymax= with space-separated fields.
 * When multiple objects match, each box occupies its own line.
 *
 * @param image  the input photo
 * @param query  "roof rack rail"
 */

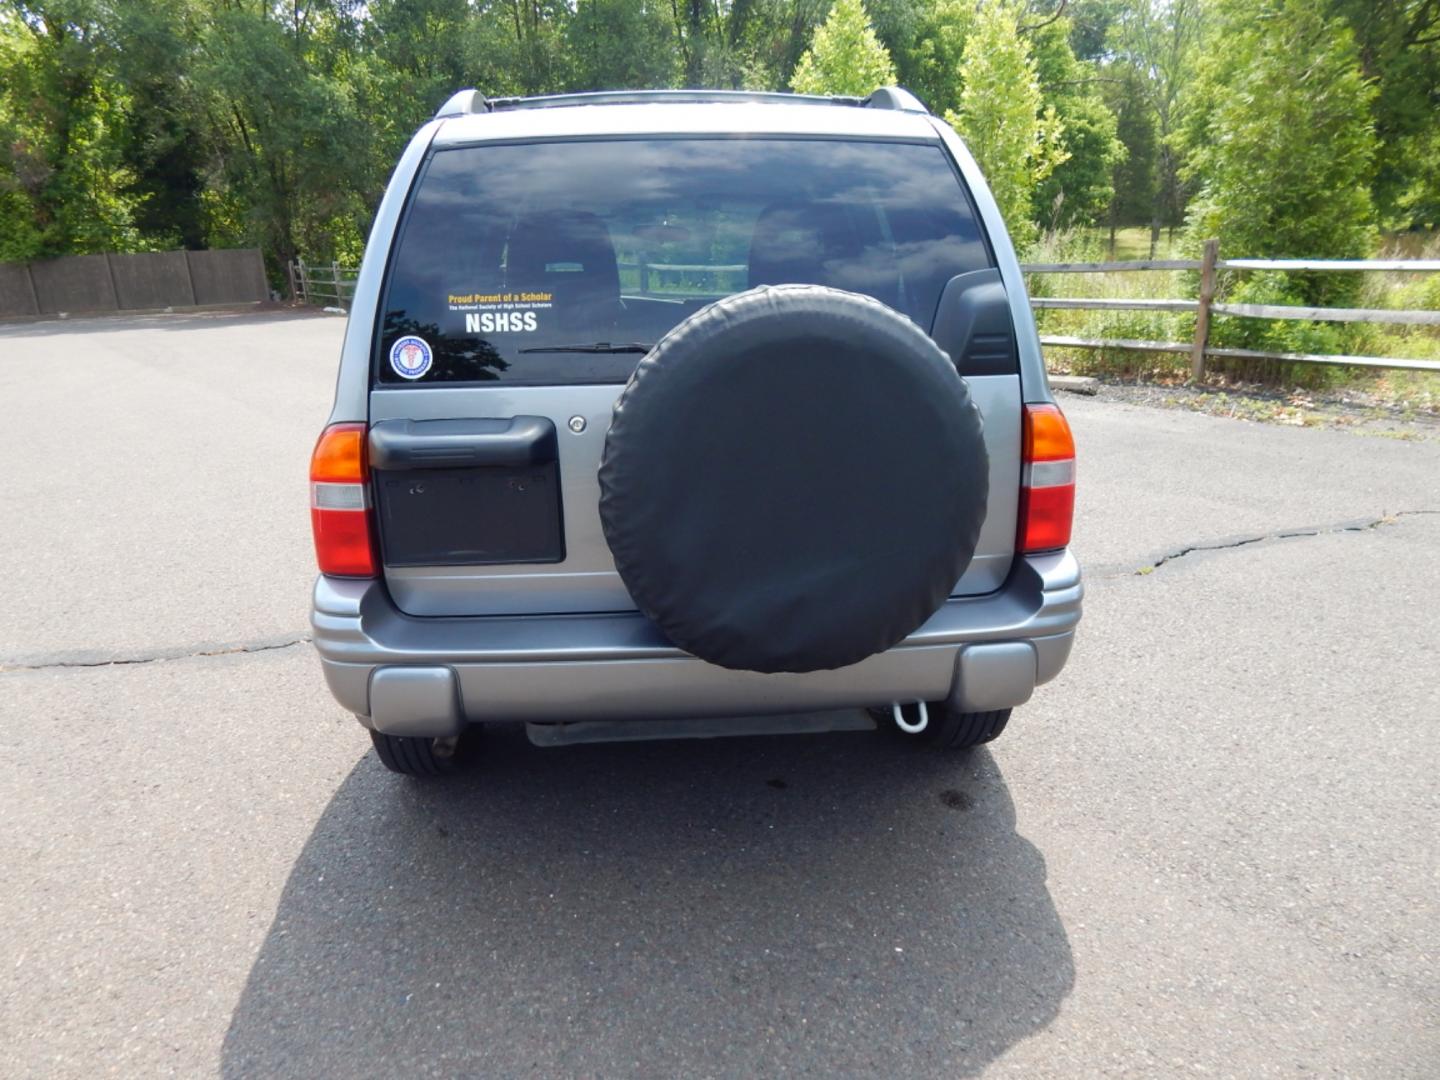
xmin=864 ymin=87 xmax=928 ymax=113
xmin=433 ymin=87 xmax=930 ymax=117
xmin=483 ymin=89 xmax=860 ymax=111
xmin=435 ymin=89 xmax=490 ymax=118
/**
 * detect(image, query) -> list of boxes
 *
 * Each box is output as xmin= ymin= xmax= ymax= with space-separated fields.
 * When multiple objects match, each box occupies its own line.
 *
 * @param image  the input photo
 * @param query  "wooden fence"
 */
xmin=2 ymin=249 xmax=268 ymax=318
xmin=1021 ymin=240 xmax=1440 ymax=376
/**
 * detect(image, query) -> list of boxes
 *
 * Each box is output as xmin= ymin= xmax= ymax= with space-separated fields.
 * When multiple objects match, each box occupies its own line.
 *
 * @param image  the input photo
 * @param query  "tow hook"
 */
xmin=892 ymin=700 xmax=929 ymax=734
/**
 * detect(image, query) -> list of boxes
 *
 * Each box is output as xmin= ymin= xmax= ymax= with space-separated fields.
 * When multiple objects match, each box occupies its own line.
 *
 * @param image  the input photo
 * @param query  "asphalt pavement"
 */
xmin=2 ymin=310 xmax=1437 ymax=1078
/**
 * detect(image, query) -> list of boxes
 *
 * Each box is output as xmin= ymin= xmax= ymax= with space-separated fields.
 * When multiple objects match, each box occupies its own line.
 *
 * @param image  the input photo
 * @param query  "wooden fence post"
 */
xmin=102 ymin=252 xmax=122 ymax=310
xmin=286 ymin=260 xmax=298 ymax=303
xmin=1191 ymin=238 xmax=1219 ymax=380
xmin=181 ymin=250 xmax=198 ymax=306
xmin=22 ymin=261 xmax=41 ymax=315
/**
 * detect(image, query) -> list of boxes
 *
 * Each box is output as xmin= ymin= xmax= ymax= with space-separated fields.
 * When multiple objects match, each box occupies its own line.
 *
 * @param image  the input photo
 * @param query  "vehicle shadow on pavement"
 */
xmin=221 ymin=723 xmax=1072 ymax=1077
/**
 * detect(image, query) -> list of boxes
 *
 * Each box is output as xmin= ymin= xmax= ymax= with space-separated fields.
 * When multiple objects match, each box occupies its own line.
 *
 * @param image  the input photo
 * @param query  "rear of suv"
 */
xmin=310 ymin=87 xmax=1081 ymax=776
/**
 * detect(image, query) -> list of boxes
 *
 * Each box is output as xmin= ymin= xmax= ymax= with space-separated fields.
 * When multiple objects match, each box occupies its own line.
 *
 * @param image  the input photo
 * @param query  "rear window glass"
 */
xmin=376 ymin=138 xmax=991 ymax=385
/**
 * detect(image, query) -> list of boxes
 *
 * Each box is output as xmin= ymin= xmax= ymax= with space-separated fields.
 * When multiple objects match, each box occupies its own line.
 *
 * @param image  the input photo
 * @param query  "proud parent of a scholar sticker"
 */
xmin=447 ymin=290 xmax=554 ymax=334
xmin=389 ymin=335 xmax=433 ymax=380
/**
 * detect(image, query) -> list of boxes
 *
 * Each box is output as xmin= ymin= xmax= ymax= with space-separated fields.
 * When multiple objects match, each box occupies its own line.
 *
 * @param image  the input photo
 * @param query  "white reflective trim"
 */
xmin=1022 ymin=459 xmax=1075 ymax=488
xmin=312 ymin=481 xmax=369 ymax=511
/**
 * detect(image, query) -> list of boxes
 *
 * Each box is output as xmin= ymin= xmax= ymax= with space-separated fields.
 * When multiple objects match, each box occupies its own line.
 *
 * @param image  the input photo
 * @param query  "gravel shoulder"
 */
xmin=1072 ymin=376 xmax=1440 ymax=441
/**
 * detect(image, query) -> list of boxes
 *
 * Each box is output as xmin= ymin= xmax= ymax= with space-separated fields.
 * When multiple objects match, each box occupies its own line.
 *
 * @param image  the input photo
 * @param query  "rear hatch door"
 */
xmin=368 ymin=134 xmax=1020 ymax=617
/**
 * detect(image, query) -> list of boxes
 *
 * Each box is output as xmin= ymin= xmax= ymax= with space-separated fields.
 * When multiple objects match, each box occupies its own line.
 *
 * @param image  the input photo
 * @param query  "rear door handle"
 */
xmin=368 ymin=416 xmax=558 ymax=469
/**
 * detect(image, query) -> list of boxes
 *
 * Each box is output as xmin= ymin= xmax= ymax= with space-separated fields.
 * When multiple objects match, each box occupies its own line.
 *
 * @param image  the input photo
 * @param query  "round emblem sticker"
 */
xmin=389 ymin=335 xmax=433 ymax=380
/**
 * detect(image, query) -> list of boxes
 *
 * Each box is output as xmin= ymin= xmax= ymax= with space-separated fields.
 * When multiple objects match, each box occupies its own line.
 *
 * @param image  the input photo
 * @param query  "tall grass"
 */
xmin=1026 ymin=229 xmax=1194 ymax=382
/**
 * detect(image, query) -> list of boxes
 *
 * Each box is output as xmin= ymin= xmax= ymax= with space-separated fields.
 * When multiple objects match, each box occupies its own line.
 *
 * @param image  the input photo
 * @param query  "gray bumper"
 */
xmin=312 ymin=550 xmax=1082 ymax=736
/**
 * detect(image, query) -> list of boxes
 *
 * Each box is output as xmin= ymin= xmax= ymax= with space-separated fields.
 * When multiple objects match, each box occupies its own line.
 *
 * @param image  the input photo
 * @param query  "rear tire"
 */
xmin=877 ymin=704 xmax=1012 ymax=751
xmin=369 ymin=730 xmax=468 ymax=777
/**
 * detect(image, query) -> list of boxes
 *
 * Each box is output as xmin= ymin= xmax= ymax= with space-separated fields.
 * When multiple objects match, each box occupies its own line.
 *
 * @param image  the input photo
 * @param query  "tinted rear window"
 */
xmin=376 ymin=138 xmax=991 ymax=385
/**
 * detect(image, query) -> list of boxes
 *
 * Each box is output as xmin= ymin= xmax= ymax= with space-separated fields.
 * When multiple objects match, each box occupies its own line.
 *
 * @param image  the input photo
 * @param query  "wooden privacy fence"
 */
xmin=1021 ymin=240 xmax=1440 ymax=376
xmin=1 ymin=248 xmax=268 ymax=318
xmin=289 ymin=260 xmax=359 ymax=307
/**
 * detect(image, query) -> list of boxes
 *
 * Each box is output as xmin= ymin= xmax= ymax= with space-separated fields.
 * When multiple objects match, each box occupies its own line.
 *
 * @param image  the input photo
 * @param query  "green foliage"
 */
xmin=1182 ymin=0 xmax=1378 ymax=305
xmin=104 ymin=0 xmax=209 ymax=250
xmin=1104 ymin=66 xmax=1159 ymax=227
xmin=790 ymin=0 xmax=896 ymax=96
xmin=191 ymin=7 xmax=371 ymax=271
xmin=0 ymin=0 xmax=1434 ymax=302
xmin=1211 ymin=273 xmax=1353 ymax=356
xmin=1323 ymin=0 xmax=1440 ymax=231
xmin=902 ymin=0 xmax=976 ymax=117
xmin=0 ymin=5 xmax=145 ymax=259
xmin=1388 ymin=272 xmax=1440 ymax=314
xmin=1028 ymin=15 xmax=1126 ymax=230
xmin=1205 ymin=272 xmax=1357 ymax=389
xmin=1107 ymin=0 xmax=1204 ymax=244
xmin=569 ymin=0 xmax=678 ymax=90
xmin=946 ymin=2 xmax=1067 ymax=251
xmin=1028 ymin=225 xmax=1193 ymax=380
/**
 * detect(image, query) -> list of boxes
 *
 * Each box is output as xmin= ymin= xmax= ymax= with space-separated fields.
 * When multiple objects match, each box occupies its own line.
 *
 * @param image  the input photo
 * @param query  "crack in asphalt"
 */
xmin=1129 ymin=509 xmax=1436 ymax=577
xmin=0 ymin=636 xmax=311 ymax=673
xmin=5 ymin=511 xmax=1436 ymax=671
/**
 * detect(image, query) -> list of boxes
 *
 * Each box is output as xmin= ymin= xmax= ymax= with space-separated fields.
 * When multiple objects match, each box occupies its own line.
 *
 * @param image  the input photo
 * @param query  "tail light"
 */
xmin=1018 ymin=403 xmax=1075 ymax=554
xmin=310 ymin=423 xmax=377 ymax=577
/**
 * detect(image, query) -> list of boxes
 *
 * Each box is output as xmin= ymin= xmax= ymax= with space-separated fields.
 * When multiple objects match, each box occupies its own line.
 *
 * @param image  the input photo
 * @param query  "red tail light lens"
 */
xmin=310 ymin=423 xmax=377 ymax=577
xmin=1019 ymin=403 xmax=1076 ymax=554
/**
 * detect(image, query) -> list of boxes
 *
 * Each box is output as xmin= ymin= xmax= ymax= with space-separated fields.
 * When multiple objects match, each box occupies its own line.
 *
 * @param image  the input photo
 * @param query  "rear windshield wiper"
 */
xmin=518 ymin=341 xmax=653 ymax=354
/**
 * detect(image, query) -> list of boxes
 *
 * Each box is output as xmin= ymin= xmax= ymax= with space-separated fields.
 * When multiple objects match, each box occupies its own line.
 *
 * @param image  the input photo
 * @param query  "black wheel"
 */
xmin=876 ymin=703 xmax=1011 ymax=751
xmin=369 ymin=730 xmax=469 ymax=777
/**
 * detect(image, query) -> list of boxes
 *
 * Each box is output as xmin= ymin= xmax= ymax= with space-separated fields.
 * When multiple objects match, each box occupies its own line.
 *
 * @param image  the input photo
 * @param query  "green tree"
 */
xmin=1028 ymin=13 xmax=1126 ymax=230
xmin=101 ymin=0 xmax=209 ymax=250
xmin=346 ymin=0 xmax=477 ymax=222
xmin=1111 ymin=0 xmax=1203 ymax=254
xmin=192 ymin=5 xmax=371 ymax=272
xmin=1323 ymin=0 xmax=1440 ymax=229
xmin=0 ymin=2 xmax=145 ymax=259
xmin=790 ymin=0 xmax=897 ymax=96
xmin=1182 ymin=0 xmax=1378 ymax=303
xmin=569 ymin=0 xmax=677 ymax=90
xmin=902 ymin=0 xmax=976 ymax=116
xmin=1103 ymin=65 xmax=1159 ymax=241
xmin=1067 ymin=0 xmax=1127 ymax=62
xmin=946 ymin=1 xmax=1068 ymax=250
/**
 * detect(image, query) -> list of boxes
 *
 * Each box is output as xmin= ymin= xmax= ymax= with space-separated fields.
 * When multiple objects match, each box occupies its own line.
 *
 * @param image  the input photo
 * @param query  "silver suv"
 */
xmin=309 ymin=87 xmax=1081 ymax=776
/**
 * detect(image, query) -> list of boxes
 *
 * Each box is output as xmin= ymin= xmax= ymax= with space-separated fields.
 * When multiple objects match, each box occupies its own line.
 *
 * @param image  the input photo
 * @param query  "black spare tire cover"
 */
xmin=599 ymin=285 xmax=989 ymax=674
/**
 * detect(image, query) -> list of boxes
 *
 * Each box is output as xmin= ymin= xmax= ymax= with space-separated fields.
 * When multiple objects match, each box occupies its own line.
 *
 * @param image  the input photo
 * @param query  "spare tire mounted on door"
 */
xmin=598 ymin=284 xmax=989 ymax=675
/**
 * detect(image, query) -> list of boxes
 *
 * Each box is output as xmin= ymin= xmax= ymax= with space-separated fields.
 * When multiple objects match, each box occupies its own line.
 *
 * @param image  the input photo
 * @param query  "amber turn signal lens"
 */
xmin=1023 ymin=403 xmax=1076 ymax=463
xmin=310 ymin=422 xmax=368 ymax=483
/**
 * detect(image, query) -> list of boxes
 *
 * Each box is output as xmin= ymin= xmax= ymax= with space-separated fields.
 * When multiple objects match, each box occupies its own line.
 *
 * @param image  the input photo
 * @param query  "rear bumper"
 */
xmin=311 ymin=550 xmax=1082 ymax=736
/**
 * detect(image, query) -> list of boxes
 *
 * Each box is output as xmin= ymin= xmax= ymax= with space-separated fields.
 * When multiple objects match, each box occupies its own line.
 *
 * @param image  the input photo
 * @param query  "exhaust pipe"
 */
xmin=891 ymin=700 xmax=929 ymax=734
